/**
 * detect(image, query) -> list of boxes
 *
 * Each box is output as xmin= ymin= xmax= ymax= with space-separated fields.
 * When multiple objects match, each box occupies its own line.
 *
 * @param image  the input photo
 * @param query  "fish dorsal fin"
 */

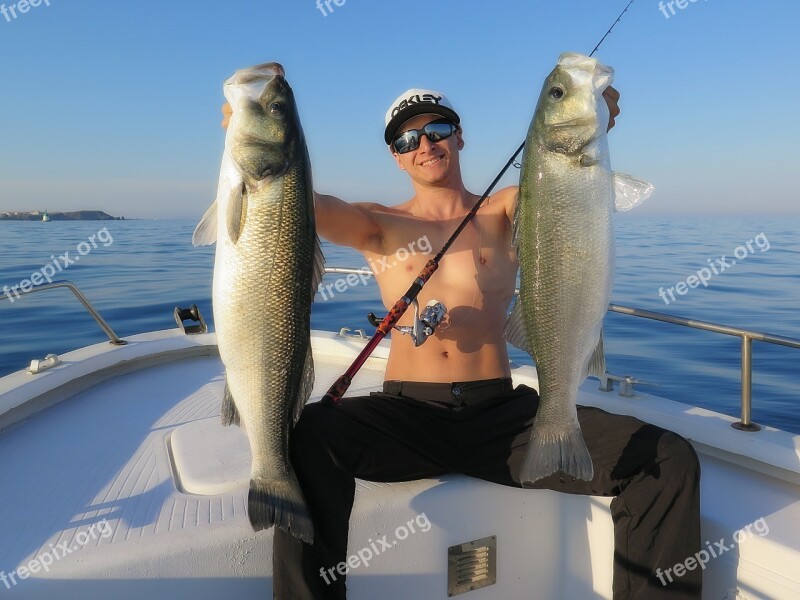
xmin=613 ymin=173 xmax=654 ymax=212
xmin=310 ymin=236 xmax=325 ymax=302
xmin=503 ymin=299 xmax=533 ymax=358
xmin=511 ymin=190 xmax=522 ymax=250
xmin=192 ymin=201 xmax=218 ymax=246
xmin=586 ymin=329 xmax=606 ymax=378
xmin=227 ymin=182 xmax=247 ymax=244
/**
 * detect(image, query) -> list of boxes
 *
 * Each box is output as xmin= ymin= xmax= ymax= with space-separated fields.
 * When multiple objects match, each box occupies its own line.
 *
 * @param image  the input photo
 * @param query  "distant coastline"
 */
xmin=0 ymin=210 xmax=124 ymax=221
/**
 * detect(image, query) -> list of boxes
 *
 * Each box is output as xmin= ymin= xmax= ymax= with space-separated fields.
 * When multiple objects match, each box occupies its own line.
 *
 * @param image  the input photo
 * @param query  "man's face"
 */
xmin=390 ymin=113 xmax=463 ymax=185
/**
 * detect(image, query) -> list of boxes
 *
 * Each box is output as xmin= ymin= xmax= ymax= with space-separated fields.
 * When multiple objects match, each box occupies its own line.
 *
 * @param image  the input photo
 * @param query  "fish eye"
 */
xmin=269 ymin=102 xmax=284 ymax=116
xmin=549 ymin=86 xmax=565 ymax=101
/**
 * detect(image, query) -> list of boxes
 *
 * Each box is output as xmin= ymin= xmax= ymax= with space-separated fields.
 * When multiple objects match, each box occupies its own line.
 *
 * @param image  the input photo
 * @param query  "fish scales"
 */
xmin=217 ymin=163 xmax=314 ymax=476
xmin=519 ymin=154 xmax=613 ymax=419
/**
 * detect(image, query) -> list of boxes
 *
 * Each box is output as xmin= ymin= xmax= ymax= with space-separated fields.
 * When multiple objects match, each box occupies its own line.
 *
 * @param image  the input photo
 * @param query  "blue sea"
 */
xmin=1 ymin=217 xmax=798 ymax=434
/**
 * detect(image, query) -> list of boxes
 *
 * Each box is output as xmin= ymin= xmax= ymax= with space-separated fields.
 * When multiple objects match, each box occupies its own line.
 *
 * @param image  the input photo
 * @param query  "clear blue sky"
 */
xmin=0 ymin=0 xmax=796 ymax=219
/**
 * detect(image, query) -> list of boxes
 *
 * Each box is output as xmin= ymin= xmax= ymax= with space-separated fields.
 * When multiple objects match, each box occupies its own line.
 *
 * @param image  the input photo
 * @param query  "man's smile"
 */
xmin=419 ymin=156 xmax=443 ymax=167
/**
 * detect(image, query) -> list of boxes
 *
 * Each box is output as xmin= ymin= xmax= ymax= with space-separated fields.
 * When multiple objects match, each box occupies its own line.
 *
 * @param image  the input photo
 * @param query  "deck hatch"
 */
xmin=447 ymin=535 xmax=497 ymax=596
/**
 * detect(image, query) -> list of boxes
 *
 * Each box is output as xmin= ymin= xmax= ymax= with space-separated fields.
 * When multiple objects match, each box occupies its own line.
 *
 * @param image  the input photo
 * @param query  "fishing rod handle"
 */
xmin=320 ymin=374 xmax=352 ymax=407
xmin=321 ymin=260 xmax=438 ymax=406
xmin=321 ymin=332 xmax=385 ymax=406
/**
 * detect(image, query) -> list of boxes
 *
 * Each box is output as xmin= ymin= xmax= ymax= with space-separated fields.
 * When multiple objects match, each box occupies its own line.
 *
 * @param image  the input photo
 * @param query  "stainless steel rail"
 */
xmin=324 ymin=267 xmax=372 ymax=276
xmin=0 ymin=280 xmax=126 ymax=345
xmin=323 ymin=268 xmax=800 ymax=433
xmin=606 ymin=304 xmax=800 ymax=432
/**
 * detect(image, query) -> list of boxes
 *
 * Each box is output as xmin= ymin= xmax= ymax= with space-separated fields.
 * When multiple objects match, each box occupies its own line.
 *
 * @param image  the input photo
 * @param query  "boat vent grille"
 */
xmin=447 ymin=535 xmax=497 ymax=596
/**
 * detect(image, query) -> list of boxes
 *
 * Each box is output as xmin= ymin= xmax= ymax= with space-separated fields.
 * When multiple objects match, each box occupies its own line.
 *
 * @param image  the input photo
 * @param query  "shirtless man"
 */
xmin=222 ymin=87 xmax=701 ymax=600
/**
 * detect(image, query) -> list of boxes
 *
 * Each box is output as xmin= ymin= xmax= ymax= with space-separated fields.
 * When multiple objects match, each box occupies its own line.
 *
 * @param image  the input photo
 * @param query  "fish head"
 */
xmin=223 ymin=62 xmax=305 ymax=187
xmin=532 ymin=53 xmax=614 ymax=156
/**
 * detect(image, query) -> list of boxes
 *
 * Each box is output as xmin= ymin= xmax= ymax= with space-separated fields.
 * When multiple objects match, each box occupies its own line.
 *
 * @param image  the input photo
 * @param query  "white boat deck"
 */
xmin=0 ymin=329 xmax=798 ymax=599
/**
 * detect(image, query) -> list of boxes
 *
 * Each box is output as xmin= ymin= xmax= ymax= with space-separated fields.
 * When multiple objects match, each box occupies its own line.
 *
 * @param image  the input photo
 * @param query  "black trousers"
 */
xmin=273 ymin=379 xmax=701 ymax=599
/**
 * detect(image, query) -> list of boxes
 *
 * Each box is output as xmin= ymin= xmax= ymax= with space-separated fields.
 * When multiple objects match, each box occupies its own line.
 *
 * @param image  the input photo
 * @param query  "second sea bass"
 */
xmin=193 ymin=63 xmax=324 ymax=543
xmin=506 ymin=53 xmax=651 ymax=485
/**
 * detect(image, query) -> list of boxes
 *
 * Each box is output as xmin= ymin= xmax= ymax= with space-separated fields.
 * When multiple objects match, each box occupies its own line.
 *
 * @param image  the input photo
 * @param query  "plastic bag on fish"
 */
xmin=613 ymin=173 xmax=654 ymax=212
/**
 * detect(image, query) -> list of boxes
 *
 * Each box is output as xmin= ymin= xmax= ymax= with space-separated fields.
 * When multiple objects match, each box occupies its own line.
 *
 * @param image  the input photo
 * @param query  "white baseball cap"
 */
xmin=383 ymin=88 xmax=460 ymax=145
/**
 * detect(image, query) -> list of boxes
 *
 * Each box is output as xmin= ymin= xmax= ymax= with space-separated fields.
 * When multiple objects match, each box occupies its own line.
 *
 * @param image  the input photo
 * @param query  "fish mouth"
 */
xmin=235 ymin=132 xmax=284 ymax=148
xmin=547 ymin=116 xmax=598 ymax=129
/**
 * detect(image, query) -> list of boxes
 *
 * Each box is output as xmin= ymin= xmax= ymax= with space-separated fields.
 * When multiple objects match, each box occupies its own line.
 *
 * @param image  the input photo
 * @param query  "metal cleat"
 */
xmin=174 ymin=305 xmax=207 ymax=335
xmin=338 ymin=328 xmax=368 ymax=339
xmin=598 ymin=374 xmax=658 ymax=397
xmin=29 ymin=354 xmax=61 ymax=375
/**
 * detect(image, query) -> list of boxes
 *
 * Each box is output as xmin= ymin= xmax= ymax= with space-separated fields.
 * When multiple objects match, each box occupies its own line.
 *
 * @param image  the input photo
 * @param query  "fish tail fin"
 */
xmin=248 ymin=473 xmax=314 ymax=544
xmin=520 ymin=422 xmax=594 ymax=486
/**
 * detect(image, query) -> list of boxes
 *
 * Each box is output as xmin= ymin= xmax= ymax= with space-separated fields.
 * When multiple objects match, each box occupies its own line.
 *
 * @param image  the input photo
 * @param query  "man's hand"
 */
xmin=603 ymin=85 xmax=620 ymax=132
xmin=221 ymin=102 xmax=232 ymax=129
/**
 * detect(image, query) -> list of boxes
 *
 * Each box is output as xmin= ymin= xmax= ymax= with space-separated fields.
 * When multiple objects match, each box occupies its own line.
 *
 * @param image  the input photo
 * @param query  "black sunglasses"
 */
xmin=392 ymin=119 xmax=458 ymax=154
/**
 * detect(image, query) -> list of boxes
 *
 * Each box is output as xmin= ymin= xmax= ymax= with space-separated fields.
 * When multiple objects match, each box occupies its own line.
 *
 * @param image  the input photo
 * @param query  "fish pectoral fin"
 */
xmin=613 ymin=173 xmax=654 ymax=212
xmin=503 ymin=300 xmax=534 ymax=357
xmin=220 ymin=378 xmax=241 ymax=427
xmin=227 ymin=182 xmax=248 ymax=244
xmin=310 ymin=236 xmax=325 ymax=303
xmin=192 ymin=201 xmax=218 ymax=246
xmin=586 ymin=329 xmax=606 ymax=378
xmin=510 ymin=190 xmax=521 ymax=250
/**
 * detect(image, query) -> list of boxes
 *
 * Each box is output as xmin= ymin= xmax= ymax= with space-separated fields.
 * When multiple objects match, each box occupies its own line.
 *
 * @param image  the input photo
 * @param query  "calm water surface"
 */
xmin=1 ymin=217 xmax=798 ymax=433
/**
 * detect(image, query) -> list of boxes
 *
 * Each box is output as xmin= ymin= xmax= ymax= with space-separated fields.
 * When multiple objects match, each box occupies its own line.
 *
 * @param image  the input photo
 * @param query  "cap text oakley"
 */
xmin=391 ymin=94 xmax=443 ymax=118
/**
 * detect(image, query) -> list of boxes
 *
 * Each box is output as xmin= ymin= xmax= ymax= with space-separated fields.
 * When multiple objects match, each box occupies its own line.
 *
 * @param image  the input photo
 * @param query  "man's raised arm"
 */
xmin=313 ymin=193 xmax=385 ymax=253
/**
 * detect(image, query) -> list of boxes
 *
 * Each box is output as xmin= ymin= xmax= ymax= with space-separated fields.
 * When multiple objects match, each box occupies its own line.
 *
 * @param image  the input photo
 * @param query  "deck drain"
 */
xmin=447 ymin=535 xmax=497 ymax=596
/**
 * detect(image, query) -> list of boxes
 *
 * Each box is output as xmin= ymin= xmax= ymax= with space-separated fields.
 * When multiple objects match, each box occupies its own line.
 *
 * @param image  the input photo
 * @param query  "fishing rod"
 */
xmin=321 ymin=0 xmax=636 ymax=406
xmin=590 ymin=0 xmax=635 ymax=58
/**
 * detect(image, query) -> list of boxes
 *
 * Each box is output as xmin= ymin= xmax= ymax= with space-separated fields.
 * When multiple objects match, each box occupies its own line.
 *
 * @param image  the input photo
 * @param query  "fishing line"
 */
xmin=321 ymin=0 xmax=637 ymax=406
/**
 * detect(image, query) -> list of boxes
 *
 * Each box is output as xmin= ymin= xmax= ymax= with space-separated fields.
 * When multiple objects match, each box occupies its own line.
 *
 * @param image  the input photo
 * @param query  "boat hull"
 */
xmin=0 ymin=329 xmax=798 ymax=598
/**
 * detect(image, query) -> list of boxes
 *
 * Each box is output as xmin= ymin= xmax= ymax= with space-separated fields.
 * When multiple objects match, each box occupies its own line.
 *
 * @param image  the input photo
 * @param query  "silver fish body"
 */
xmin=507 ymin=53 xmax=617 ymax=485
xmin=194 ymin=63 xmax=323 ymax=543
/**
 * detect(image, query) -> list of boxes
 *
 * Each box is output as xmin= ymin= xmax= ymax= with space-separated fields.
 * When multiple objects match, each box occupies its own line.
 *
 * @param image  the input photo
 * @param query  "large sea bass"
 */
xmin=193 ymin=62 xmax=323 ymax=543
xmin=506 ymin=53 xmax=651 ymax=485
